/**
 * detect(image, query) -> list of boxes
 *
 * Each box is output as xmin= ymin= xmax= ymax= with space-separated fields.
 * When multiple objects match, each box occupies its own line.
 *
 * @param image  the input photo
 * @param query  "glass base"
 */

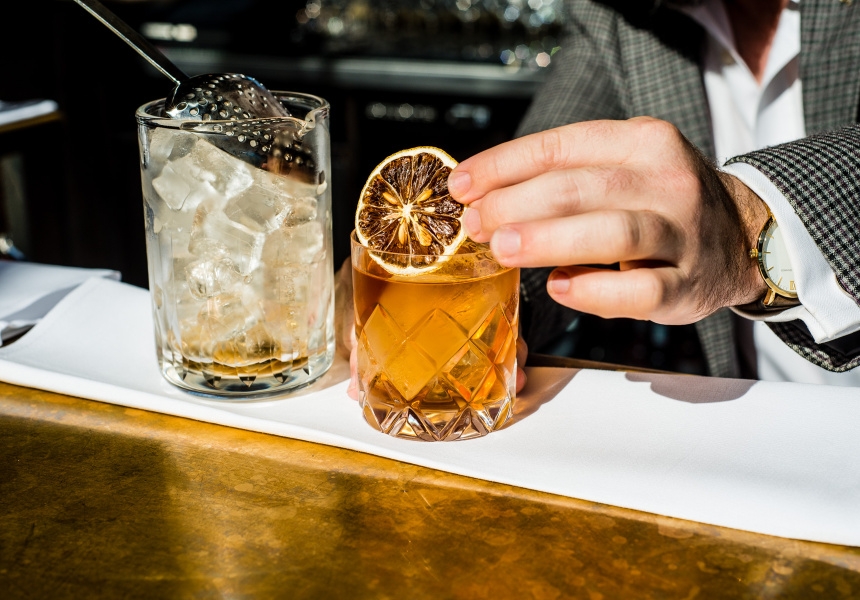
xmin=160 ymin=349 xmax=333 ymax=400
xmin=358 ymin=374 xmax=515 ymax=442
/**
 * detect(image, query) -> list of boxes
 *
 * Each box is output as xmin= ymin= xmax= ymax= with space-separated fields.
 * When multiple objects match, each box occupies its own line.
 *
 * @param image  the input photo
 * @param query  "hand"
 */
xmin=448 ymin=117 xmax=769 ymax=325
xmin=333 ymin=257 xmax=356 ymax=361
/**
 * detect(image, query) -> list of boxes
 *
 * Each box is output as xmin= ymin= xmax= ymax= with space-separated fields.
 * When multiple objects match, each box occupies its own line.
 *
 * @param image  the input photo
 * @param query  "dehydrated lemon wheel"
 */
xmin=356 ymin=146 xmax=466 ymax=275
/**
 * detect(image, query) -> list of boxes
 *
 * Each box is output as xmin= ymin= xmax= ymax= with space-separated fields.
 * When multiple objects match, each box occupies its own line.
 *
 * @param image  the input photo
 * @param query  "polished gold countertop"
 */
xmin=1 ymin=378 xmax=859 ymax=599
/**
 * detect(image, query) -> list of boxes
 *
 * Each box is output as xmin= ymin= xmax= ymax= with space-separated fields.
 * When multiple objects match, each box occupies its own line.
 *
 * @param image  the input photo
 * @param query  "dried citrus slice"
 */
xmin=356 ymin=146 xmax=466 ymax=275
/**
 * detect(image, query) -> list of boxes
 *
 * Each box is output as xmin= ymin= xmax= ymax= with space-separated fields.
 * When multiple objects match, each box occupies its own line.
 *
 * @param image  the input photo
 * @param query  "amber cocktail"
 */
xmin=352 ymin=234 xmax=519 ymax=441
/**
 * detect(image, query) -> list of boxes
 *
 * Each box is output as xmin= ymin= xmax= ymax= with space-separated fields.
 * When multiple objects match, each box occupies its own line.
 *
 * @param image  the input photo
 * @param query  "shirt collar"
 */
xmin=676 ymin=0 xmax=800 ymax=87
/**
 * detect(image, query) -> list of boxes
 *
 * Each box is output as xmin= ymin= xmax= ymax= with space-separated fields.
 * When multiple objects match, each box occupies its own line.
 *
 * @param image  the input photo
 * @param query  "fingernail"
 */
xmin=548 ymin=272 xmax=571 ymax=294
xmin=492 ymin=227 xmax=521 ymax=258
xmin=464 ymin=208 xmax=482 ymax=237
xmin=448 ymin=170 xmax=471 ymax=197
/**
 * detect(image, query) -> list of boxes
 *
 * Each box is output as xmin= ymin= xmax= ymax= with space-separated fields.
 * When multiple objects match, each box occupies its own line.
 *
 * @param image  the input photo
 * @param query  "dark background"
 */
xmin=0 ymin=0 xmax=705 ymax=374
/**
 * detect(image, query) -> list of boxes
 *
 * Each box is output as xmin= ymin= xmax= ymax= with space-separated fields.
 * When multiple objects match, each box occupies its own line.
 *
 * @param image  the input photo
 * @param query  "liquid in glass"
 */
xmin=352 ymin=236 xmax=519 ymax=441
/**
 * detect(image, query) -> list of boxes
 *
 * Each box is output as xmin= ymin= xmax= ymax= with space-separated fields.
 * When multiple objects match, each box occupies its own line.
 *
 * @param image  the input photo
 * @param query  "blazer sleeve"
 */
xmin=515 ymin=1 xmax=628 ymax=351
xmin=726 ymin=124 xmax=860 ymax=371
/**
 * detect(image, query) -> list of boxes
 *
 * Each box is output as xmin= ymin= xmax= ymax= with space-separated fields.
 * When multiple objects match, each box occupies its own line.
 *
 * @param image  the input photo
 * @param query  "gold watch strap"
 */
xmin=761 ymin=288 xmax=801 ymax=310
xmin=738 ymin=293 xmax=800 ymax=313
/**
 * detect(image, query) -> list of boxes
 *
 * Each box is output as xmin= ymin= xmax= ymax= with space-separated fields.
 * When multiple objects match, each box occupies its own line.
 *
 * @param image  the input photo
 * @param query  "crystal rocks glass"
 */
xmin=136 ymin=92 xmax=335 ymax=397
xmin=351 ymin=232 xmax=519 ymax=441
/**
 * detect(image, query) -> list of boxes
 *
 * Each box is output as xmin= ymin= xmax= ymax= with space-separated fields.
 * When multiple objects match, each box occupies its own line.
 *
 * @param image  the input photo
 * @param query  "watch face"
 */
xmin=759 ymin=219 xmax=797 ymax=296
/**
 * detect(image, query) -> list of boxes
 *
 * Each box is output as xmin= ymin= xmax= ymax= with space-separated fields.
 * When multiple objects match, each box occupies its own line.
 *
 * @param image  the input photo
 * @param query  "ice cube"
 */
xmin=224 ymin=187 xmax=290 ymax=233
xmin=184 ymin=291 xmax=276 ymax=367
xmin=281 ymin=197 xmax=319 ymax=227
xmin=164 ymin=254 xmax=212 ymax=362
xmin=152 ymin=155 xmax=219 ymax=211
xmin=185 ymin=257 xmax=242 ymax=299
xmin=260 ymin=300 xmax=308 ymax=361
xmin=151 ymin=138 xmax=253 ymax=212
xmin=224 ymin=186 xmax=317 ymax=232
xmin=267 ymin=264 xmax=311 ymax=305
xmin=261 ymin=221 xmax=325 ymax=267
xmin=180 ymin=320 xmax=219 ymax=366
xmin=145 ymin=185 xmax=200 ymax=235
xmin=189 ymin=201 xmax=267 ymax=275
xmin=166 ymin=253 xmax=206 ymax=319
xmin=197 ymin=293 xmax=253 ymax=341
xmin=213 ymin=322 xmax=279 ymax=367
xmin=149 ymin=128 xmax=197 ymax=166
xmin=253 ymin=164 xmax=319 ymax=200
xmin=189 ymin=139 xmax=254 ymax=198
xmin=223 ymin=168 xmax=320 ymax=233
xmin=308 ymin=261 xmax=333 ymax=323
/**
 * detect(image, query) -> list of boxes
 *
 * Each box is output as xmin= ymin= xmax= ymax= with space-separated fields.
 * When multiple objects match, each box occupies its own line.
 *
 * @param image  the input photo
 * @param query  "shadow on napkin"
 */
xmin=508 ymin=367 xmax=580 ymax=425
xmin=508 ymin=367 xmax=757 ymax=428
xmin=625 ymin=372 xmax=756 ymax=403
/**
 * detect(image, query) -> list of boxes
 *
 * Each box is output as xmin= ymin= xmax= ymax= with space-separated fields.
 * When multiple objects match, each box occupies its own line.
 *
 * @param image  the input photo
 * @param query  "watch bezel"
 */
xmin=755 ymin=216 xmax=799 ymax=299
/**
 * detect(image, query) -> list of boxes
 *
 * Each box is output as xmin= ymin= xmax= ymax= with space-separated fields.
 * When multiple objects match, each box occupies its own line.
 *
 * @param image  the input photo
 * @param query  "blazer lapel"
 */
xmin=801 ymin=0 xmax=860 ymax=132
xmin=616 ymin=8 xmax=716 ymax=157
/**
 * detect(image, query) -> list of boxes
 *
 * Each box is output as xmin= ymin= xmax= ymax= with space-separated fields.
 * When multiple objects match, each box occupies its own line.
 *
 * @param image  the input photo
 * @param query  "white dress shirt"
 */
xmin=680 ymin=0 xmax=860 ymax=385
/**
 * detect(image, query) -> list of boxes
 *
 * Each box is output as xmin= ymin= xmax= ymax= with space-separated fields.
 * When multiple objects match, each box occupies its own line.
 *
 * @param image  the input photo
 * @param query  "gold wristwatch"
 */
xmin=748 ymin=207 xmax=801 ymax=310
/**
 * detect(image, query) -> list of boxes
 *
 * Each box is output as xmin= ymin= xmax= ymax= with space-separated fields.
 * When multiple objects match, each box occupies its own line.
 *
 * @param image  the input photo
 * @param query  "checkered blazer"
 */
xmin=517 ymin=0 xmax=860 ymax=377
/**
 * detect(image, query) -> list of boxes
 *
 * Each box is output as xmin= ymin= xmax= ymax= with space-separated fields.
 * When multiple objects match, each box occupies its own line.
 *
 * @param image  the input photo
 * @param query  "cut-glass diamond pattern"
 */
xmin=443 ymin=341 xmax=494 ymax=402
xmin=358 ymin=304 xmax=516 ymax=441
xmin=386 ymin=341 xmax=437 ymax=401
xmin=362 ymin=304 xmax=405 ymax=357
xmin=448 ymin=409 xmax=490 ymax=440
xmin=481 ymin=377 xmax=514 ymax=428
xmin=470 ymin=305 xmax=515 ymax=364
xmin=409 ymin=309 xmax=469 ymax=369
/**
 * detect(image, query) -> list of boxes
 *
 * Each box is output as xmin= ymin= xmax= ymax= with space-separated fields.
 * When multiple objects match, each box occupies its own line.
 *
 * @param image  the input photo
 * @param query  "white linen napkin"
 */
xmin=0 ymin=277 xmax=859 ymax=546
xmin=0 ymin=261 xmax=119 ymax=345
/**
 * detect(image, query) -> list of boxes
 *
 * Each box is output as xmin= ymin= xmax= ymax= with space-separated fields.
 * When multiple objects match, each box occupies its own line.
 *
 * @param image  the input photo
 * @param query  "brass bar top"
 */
xmin=1 ymin=377 xmax=859 ymax=599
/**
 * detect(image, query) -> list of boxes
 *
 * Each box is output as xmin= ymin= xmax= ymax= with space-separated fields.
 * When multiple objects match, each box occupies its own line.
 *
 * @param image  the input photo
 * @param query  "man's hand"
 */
xmin=448 ymin=117 xmax=769 ymax=325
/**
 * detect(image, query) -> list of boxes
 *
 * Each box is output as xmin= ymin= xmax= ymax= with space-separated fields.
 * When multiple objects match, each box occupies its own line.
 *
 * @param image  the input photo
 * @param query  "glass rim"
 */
xmin=350 ymin=229 xmax=492 ymax=258
xmin=135 ymin=90 xmax=330 ymax=126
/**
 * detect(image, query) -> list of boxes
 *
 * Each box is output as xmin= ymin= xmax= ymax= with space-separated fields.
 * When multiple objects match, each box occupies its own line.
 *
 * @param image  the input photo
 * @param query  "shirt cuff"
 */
xmin=723 ymin=162 xmax=860 ymax=343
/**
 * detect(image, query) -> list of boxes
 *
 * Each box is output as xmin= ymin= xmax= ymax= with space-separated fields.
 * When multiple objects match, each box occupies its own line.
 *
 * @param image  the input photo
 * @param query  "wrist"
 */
xmin=721 ymin=173 xmax=770 ymax=305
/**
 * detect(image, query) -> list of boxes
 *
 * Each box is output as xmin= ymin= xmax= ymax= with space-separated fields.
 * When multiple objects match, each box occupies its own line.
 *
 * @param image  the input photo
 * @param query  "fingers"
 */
xmin=464 ymin=166 xmax=629 ymax=242
xmin=334 ymin=257 xmax=355 ymax=360
xmin=516 ymin=336 xmax=528 ymax=366
xmin=347 ymin=342 xmax=358 ymax=401
xmin=339 ymin=262 xmax=356 ymax=399
xmin=516 ymin=367 xmax=527 ymax=393
xmin=546 ymin=266 xmax=692 ymax=324
xmin=515 ymin=337 xmax=528 ymax=393
xmin=449 ymin=120 xmax=640 ymax=203
xmin=489 ymin=211 xmax=680 ymax=268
